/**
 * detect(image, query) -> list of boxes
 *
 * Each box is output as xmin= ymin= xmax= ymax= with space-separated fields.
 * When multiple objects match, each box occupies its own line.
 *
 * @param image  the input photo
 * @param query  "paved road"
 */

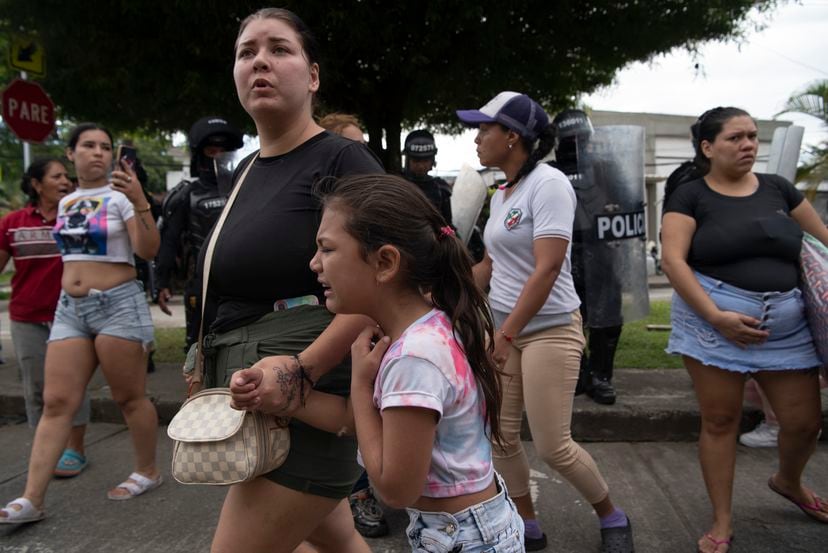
xmin=0 ymin=422 xmax=825 ymax=552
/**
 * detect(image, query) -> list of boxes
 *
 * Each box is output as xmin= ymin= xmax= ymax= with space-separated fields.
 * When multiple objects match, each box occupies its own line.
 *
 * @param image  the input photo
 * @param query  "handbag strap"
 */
xmin=190 ymin=153 xmax=259 ymax=393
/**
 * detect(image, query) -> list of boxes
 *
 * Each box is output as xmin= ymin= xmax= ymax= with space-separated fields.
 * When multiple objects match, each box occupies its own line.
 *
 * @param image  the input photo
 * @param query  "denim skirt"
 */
xmin=666 ymin=272 xmax=821 ymax=373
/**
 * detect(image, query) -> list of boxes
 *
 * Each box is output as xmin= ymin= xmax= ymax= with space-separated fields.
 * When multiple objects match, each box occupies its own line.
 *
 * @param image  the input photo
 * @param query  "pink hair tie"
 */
xmin=439 ymin=226 xmax=455 ymax=238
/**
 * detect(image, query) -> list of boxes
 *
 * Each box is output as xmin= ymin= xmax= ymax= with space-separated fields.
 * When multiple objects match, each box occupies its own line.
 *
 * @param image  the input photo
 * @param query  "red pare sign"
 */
xmin=2 ymin=78 xmax=56 ymax=143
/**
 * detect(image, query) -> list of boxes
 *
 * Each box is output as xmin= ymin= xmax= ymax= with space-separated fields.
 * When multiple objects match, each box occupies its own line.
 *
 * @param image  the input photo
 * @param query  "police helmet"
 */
xmin=188 ymin=116 xmax=244 ymax=154
xmin=551 ymin=109 xmax=593 ymax=140
xmin=403 ymin=129 xmax=438 ymax=158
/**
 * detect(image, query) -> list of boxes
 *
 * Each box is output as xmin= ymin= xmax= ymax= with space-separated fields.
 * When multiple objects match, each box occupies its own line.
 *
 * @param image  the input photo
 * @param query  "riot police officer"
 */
xmin=402 ymin=129 xmax=453 ymax=226
xmin=155 ymin=116 xmax=243 ymax=348
xmin=551 ymin=109 xmax=649 ymax=405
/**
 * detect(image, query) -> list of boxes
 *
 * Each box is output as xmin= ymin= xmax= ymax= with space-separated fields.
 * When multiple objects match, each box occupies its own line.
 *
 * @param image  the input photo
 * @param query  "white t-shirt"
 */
xmin=53 ymin=185 xmax=136 ymax=265
xmin=483 ymin=163 xmax=580 ymax=315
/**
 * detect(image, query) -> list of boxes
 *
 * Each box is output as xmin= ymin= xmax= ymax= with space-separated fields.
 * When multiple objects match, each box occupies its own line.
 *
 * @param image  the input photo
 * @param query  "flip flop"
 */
xmin=107 ymin=472 xmax=163 ymax=501
xmin=768 ymin=477 xmax=828 ymax=524
xmin=54 ymin=448 xmax=87 ymax=478
xmin=697 ymin=533 xmax=733 ymax=553
xmin=0 ymin=497 xmax=45 ymax=524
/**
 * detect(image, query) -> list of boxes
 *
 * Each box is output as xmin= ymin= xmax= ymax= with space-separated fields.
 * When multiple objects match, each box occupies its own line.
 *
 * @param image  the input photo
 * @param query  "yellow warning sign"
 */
xmin=8 ymin=34 xmax=45 ymax=76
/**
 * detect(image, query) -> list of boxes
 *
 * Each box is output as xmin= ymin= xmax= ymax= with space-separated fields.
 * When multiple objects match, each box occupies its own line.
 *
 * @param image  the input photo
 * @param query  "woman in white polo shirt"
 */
xmin=458 ymin=92 xmax=634 ymax=553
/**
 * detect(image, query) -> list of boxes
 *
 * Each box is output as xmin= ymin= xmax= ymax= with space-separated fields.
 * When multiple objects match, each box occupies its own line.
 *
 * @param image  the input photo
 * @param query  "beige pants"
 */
xmin=493 ymin=310 xmax=610 ymax=504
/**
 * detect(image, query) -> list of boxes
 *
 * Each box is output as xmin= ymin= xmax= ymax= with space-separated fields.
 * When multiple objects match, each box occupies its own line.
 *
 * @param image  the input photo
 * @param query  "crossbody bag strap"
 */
xmin=191 ymin=153 xmax=259 ymax=393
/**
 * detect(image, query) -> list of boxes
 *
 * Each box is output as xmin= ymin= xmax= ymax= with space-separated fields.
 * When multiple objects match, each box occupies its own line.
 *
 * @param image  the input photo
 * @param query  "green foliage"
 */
xmin=0 ymin=0 xmax=779 ymax=169
xmin=614 ymin=300 xmax=683 ymax=369
xmin=154 ymin=327 xmax=186 ymax=363
xmin=120 ymin=131 xmax=179 ymax=194
xmin=153 ymin=302 xmax=683 ymax=368
xmin=778 ymin=80 xmax=828 ymax=187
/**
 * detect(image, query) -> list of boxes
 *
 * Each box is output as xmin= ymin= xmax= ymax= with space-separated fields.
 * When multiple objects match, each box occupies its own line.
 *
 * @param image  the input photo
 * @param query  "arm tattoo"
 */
xmin=273 ymin=365 xmax=301 ymax=408
xmin=139 ymin=215 xmax=151 ymax=231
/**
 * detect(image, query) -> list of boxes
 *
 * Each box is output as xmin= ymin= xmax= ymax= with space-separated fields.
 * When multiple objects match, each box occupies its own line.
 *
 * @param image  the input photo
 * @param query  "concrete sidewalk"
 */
xmin=1 ymin=287 xmax=828 ymax=551
xmin=0 ymin=423 xmax=825 ymax=552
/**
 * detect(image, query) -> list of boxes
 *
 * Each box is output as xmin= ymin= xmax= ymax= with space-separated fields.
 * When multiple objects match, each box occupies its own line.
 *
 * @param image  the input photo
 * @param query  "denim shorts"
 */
xmin=666 ymin=272 xmax=821 ymax=373
xmin=49 ymin=280 xmax=154 ymax=350
xmin=405 ymin=472 xmax=524 ymax=553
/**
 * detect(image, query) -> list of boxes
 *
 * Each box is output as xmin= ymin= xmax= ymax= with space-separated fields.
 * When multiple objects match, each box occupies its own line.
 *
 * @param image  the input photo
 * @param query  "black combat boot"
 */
xmin=586 ymin=325 xmax=622 ymax=405
xmin=574 ymin=354 xmax=592 ymax=396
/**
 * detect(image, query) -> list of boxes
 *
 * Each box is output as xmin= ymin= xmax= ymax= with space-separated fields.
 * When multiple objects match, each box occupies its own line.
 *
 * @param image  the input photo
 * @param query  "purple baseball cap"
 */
xmin=456 ymin=91 xmax=550 ymax=140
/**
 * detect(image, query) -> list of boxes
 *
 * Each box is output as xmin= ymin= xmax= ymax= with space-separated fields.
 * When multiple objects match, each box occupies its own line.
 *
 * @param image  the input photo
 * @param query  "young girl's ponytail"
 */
xmin=322 ymin=175 xmax=503 ymax=446
xmin=430 ymin=228 xmax=503 ymax=447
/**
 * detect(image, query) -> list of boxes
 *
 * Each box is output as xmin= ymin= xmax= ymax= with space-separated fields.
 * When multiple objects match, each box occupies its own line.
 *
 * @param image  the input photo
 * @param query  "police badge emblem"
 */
xmin=504 ymin=208 xmax=522 ymax=230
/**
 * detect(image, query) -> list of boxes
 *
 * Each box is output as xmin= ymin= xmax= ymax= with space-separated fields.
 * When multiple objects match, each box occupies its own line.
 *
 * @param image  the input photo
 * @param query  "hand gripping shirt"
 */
xmin=53 ymin=185 xmax=136 ymax=265
xmin=372 ymin=309 xmax=494 ymax=498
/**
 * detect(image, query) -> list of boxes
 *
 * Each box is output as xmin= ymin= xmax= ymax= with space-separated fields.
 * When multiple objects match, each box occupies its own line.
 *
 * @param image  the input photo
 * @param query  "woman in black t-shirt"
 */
xmin=662 ymin=107 xmax=828 ymax=552
xmin=206 ymin=9 xmax=382 ymax=553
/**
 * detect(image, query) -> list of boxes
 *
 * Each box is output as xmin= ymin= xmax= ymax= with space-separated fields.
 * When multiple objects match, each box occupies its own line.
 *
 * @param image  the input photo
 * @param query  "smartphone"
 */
xmin=115 ymin=145 xmax=139 ymax=172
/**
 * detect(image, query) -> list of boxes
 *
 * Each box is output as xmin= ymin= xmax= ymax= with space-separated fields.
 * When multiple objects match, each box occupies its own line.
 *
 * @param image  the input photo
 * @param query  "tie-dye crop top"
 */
xmin=372 ymin=309 xmax=494 ymax=498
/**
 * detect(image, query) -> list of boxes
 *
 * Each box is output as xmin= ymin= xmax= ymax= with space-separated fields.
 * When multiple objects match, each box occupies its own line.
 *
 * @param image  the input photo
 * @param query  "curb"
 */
xmin=2 ymin=365 xmax=826 ymax=443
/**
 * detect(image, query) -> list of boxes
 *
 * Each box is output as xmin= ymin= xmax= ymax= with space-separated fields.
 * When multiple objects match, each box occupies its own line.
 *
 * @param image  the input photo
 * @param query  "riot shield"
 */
xmin=574 ymin=125 xmax=649 ymax=327
xmin=451 ymin=164 xmax=488 ymax=245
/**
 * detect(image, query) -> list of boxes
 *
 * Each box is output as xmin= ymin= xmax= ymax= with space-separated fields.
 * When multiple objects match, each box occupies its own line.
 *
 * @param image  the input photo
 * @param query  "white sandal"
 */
xmin=107 ymin=472 xmax=163 ymax=501
xmin=0 ymin=497 xmax=45 ymax=524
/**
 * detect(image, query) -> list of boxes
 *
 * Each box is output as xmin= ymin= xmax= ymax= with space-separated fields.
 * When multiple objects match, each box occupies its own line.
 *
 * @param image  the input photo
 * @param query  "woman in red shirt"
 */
xmin=0 ymin=158 xmax=90 ymax=476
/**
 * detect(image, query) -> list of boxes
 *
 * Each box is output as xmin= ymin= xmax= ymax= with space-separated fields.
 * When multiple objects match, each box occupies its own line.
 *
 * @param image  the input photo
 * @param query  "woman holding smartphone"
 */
xmin=0 ymin=123 xmax=162 ymax=524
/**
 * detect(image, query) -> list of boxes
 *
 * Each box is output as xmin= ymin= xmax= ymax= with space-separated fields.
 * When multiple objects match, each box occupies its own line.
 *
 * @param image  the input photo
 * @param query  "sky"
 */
xmin=432 ymin=0 xmax=828 ymax=174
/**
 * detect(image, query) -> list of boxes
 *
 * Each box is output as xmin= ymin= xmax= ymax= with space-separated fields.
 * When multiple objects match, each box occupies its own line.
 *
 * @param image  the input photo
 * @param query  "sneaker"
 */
xmin=349 ymin=486 xmax=389 ymax=538
xmin=739 ymin=421 xmax=779 ymax=448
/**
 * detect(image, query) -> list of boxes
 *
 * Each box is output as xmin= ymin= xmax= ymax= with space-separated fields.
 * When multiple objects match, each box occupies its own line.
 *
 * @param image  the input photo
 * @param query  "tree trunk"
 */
xmin=384 ymin=118 xmax=402 ymax=174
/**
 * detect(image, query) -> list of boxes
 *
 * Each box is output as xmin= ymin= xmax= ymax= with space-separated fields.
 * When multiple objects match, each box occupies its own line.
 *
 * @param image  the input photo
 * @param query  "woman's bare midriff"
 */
xmin=61 ymin=261 xmax=137 ymax=296
xmin=411 ymin=477 xmax=497 ymax=514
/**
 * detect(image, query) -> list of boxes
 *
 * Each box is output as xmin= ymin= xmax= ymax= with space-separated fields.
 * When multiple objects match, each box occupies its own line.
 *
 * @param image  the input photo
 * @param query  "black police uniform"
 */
xmin=155 ymin=116 xmax=243 ymax=348
xmin=401 ymin=130 xmax=453 ymax=226
xmin=551 ymin=110 xmax=623 ymax=405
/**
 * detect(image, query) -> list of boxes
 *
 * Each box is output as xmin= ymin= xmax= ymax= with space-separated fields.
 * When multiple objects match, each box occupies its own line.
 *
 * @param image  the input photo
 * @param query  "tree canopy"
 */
xmin=1 ymin=0 xmax=779 ymax=169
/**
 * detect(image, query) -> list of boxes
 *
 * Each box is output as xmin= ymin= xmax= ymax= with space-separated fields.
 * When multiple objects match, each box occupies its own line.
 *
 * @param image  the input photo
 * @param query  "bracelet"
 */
xmin=293 ymin=354 xmax=315 ymax=406
xmin=293 ymin=354 xmax=315 ymax=385
xmin=135 ymin=204 xmax=152 ymax=213
xmin=498 ymin=329 xmax=513 ymax=342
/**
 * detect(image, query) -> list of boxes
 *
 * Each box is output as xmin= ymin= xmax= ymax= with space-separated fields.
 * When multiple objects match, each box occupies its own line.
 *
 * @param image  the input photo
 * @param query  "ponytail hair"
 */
xmin=321 ymin=175 xmax=503 ymax=446
xmin=504 ymin=123 xmax=556 ymax=188
xmin=21 ymin=157 xmax=64 ymax=206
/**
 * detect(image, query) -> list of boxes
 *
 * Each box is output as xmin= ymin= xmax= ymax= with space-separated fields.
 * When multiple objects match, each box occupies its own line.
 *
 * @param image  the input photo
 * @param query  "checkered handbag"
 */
xmin=167 ymin=388 xmax=290 ymax=485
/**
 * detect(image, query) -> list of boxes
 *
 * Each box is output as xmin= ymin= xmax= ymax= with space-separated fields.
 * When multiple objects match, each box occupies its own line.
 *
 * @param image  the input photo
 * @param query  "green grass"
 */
xmin=151 ymin=300 xmax=682 ymax=368
xmin=154 ymin=327 xmax=187 ymax=363
xmin=614 ymin=300 xmax=683 ymax=369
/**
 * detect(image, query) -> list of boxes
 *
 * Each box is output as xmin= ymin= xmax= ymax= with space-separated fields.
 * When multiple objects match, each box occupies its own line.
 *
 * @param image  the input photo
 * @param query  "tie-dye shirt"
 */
xmin=372 ymin=309 xmax=493 ymax=498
